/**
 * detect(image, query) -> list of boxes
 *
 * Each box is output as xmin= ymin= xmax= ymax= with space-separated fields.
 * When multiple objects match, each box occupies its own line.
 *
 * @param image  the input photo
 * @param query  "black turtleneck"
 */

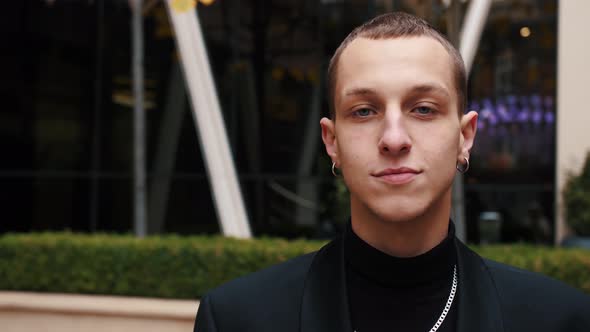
xmin=344 ymin=223 xmax=458 ymax=332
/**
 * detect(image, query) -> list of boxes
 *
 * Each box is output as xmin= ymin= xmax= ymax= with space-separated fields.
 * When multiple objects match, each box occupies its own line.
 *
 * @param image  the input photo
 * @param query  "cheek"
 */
xmin=337 ymin=129 xmax=373 ymax=166
xmin=421 ymin=128 xmax=461 ymax=167
xmin=422 ymin=141 xmax=458 ymax=190
xmin=339 ymin=145 xmax=364 ymax=170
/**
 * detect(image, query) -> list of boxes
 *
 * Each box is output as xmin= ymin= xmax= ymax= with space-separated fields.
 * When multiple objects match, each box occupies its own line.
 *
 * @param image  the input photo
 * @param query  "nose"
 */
xmin=378 ymin=110 xmax=412 ymax=156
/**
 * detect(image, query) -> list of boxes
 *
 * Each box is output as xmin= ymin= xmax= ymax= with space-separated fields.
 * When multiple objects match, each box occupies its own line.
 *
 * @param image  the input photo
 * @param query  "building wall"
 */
xmin=0 ymin=292 xmax=198 ymax=332
xmin=556 ymin=0 xmax=590 ymax=242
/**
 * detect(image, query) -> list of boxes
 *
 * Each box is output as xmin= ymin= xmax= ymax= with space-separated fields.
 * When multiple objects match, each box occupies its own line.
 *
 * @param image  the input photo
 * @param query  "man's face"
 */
xmin=321 ymin=36 xmax=477 ymax=224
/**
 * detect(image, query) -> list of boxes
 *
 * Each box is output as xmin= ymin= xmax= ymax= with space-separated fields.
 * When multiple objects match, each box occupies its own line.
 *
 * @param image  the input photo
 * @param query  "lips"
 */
xmin=372 ymin=167 xmax=421 ymax=185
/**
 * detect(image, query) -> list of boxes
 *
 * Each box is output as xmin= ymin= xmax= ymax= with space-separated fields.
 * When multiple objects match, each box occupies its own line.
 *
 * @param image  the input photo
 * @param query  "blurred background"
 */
xmin=0 ymin=0 xmax=578 ymax=245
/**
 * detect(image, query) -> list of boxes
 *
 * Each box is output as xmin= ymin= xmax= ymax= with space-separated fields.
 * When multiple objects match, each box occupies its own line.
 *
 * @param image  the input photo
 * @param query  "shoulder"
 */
xmin=483 ymin=258 xmax=590 ymax=330
xmin=198 ymin=250 xmax=318 ymax=331
xmin=208 ymin=250 xmax=317 ymax=302
xmin=483 ymin=258 xmax=589 ymax=302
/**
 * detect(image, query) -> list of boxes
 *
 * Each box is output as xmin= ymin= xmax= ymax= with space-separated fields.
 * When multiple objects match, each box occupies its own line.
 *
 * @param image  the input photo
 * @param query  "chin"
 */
xmin=375 ymin=206 xmax=428 ymax=224
xmin=367 ymin=197 xmax=432 ymax=224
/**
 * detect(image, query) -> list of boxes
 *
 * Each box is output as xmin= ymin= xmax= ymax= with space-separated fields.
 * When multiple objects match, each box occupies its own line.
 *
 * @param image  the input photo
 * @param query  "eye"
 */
xmin=352 ymin=108 xmax=375 ymax=117
xmin=413 ymin=106 xmax=434 ymax=115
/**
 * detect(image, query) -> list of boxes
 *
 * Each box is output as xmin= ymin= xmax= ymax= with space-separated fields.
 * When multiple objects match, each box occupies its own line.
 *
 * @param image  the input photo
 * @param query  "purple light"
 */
xmin=488 ymin=112 xmax=499 ymax=126
xmin=509 ymin=105 xmax=519 ymax=118
xmin=480 ymin=108 xmax=492 ymax=120
xmin=507 ymin=95 xmax=518 ymax=106
xmin=483 ymin=98 xmax=494 ymax=111
xmin=519 ymin=97 xmax=531 ymax=123
xmin=518 ymin=111 xmax=530 ymax=122
xmin=544 ymin=111 xmax=555 ymax=124
xmin=497 ymin=100 xmax=512 ymax=122
xmin=532 ymin=110 xmax=543 ymax=124
xmin=531 ymin=94 xmax=542 ymax=107
xmin=531 ymin=94 xmax=543 ymax=124
xmin=478 ymin=119 xmax=486 ymax=130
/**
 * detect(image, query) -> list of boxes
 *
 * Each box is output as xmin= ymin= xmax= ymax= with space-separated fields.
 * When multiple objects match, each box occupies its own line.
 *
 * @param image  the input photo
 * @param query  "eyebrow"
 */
xmin=343 ymin=84 xmax=450 ymax=98
xmin=408 ymin=84 xmax=451 ymax=99
xmin=344 ymin=87 xmax=379 ymax=97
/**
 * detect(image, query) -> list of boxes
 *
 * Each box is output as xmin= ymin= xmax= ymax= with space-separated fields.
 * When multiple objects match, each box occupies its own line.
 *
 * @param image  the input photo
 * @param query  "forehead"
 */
xmin=335 ymin=36 xmax=456 ymax=104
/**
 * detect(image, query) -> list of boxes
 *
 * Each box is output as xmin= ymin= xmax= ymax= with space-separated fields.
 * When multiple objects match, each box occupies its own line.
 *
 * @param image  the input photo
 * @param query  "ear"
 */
xmin=320 ymin=117 xmax=339 ymax=166
xmin=458 ymin=111 xmax=478 ymax=162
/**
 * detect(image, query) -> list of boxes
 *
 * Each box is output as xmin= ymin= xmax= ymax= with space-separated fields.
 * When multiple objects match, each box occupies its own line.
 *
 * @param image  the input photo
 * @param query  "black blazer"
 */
xmin=194 ymin=236 xmax=590 ymax=332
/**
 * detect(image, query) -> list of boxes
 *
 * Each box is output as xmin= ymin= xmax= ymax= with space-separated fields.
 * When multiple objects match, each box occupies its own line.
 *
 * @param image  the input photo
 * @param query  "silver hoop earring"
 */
xmin=456 ymin=156 xmax=470 ymax=174
xmin=331 ymin=162 xmax=340 ymax=177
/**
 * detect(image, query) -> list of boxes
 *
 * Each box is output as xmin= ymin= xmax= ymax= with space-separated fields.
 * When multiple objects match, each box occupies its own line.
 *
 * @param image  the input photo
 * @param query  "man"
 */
xmin=194 ymin=12 xmax=590 ymax=332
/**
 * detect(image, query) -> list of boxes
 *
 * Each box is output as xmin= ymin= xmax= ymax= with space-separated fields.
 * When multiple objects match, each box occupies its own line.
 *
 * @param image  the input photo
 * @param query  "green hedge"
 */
xmin=0 ymin=233 xmax=588 ymax=299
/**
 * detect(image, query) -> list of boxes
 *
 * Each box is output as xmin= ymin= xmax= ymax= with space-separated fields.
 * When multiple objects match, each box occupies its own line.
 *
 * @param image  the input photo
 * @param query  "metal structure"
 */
xmin=460 ymin=0 xmax=493 ymax=73
xmin=165 ymin=1 xmax=252 ymax=238
xmin=451 ymin=0 xmax=493 ymax=241
xmin=132 ymin=0 xmax=147 ymax=237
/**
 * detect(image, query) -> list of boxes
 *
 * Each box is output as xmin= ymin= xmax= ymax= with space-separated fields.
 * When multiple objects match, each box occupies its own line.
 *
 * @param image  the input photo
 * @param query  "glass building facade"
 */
xmin=0 ymin=0 xmax=557 ymax=243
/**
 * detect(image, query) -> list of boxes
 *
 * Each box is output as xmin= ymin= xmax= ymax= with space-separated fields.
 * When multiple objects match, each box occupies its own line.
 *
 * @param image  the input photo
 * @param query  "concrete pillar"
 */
xmin=555 ymin=0 xmax=590 ymax=244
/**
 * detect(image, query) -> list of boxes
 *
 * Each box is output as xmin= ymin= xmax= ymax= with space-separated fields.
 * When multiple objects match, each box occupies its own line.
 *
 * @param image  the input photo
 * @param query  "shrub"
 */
xmin=475 ymin=244 xmax=590 ymax=293
xmin=563 ymin=152 xmax=590 ymax=236
xmin=0 ymin=233 xmax=588 ymax=298
xmin=0 ymin=233 xmax=322 ymax=299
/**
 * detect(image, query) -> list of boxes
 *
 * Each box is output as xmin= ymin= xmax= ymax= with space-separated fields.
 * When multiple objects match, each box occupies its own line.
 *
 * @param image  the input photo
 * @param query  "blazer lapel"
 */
xmin=455 ymin=239 xmax=505 ymax=332
xmin=300 ymin=234 xmax=505 ymax=332
xmin=300 ymin=236 xmax=353 ymax=332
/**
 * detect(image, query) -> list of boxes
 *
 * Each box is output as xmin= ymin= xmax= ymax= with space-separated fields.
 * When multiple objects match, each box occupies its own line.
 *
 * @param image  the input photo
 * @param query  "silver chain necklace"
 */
xmin=354 ymin=264 xmax=458 ymax=332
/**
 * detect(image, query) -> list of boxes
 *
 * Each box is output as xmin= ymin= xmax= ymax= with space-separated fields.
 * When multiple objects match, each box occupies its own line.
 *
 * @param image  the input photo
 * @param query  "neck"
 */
xmin=350 ymin=192 xmax=451 ymax=258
